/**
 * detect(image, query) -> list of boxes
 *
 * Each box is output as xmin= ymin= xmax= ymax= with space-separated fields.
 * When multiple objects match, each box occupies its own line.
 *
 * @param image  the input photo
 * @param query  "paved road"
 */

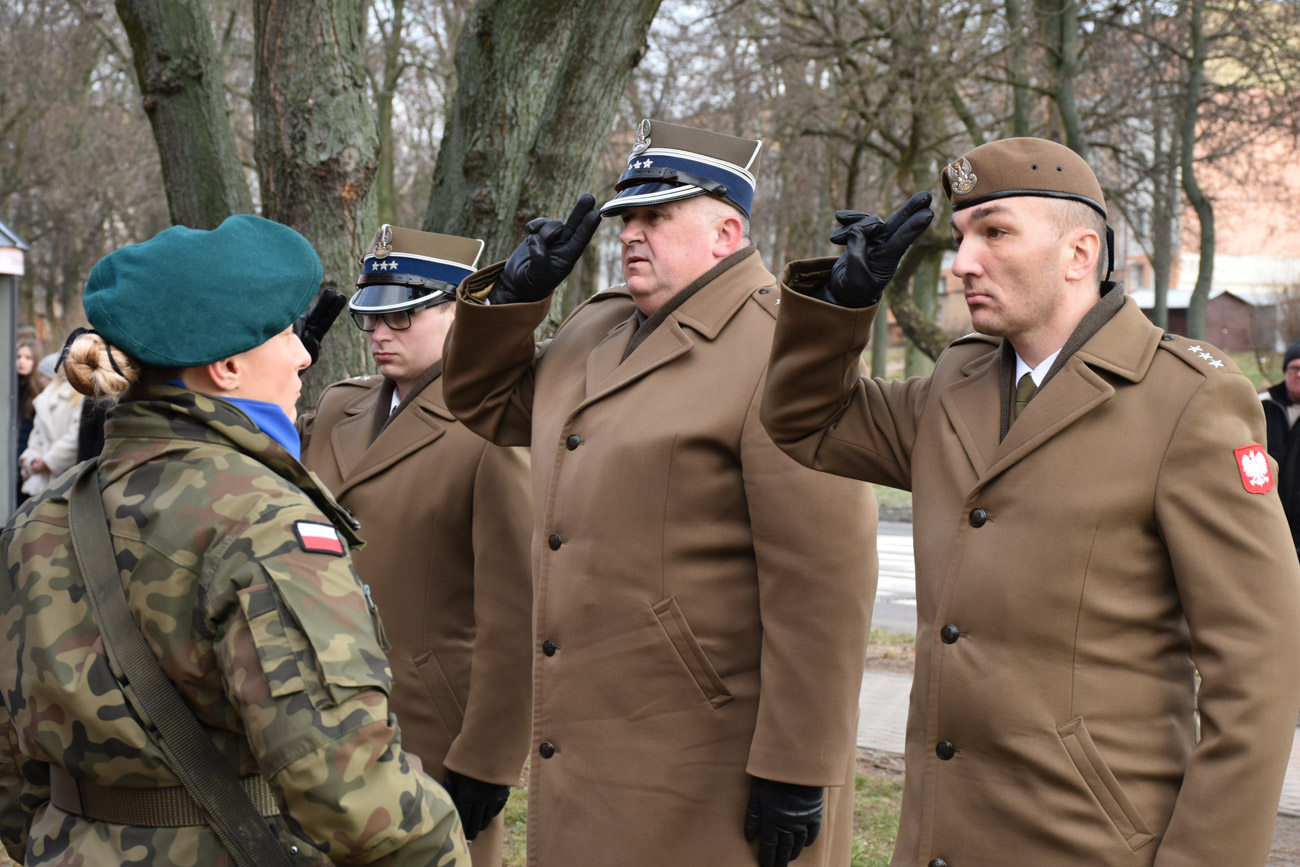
xmin=862 ymin=520 xmax=1300 ymax=818
xmin=872 ymin=521 xmax=917 ymax=634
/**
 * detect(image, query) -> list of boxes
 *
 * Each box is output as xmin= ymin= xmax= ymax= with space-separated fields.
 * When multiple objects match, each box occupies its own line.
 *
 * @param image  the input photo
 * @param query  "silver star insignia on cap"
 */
xmin=946 ymin=157 xmax=978 ymax=194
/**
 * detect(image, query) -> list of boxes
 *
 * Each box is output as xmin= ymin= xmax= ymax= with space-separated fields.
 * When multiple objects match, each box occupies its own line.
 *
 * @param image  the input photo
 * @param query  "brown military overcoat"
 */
xmin=442 ymin=248 xmax=877 ymax=867
xmin=762 ymin=273 xmax=1300 ymax=867
xmin=301 ymin=369 xmax=532 ymax=864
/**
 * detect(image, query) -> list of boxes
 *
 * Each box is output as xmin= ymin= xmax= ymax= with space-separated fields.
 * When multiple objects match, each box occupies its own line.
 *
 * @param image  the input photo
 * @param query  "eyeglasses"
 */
xmin=351 ymin=297 xmax=452 ymax=332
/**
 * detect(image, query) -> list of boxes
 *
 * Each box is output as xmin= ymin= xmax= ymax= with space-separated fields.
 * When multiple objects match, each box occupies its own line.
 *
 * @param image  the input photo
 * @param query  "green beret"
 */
xmin=941 ymin=137 xmax=1106 ymax=219
xmin=83 ymin=214 xmax=323 ymax=368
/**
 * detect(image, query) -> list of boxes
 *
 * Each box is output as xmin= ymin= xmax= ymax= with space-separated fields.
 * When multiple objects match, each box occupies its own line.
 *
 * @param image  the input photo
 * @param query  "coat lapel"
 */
xmin=575 ymin=251 xmax=775 ymax=416
xmin=938 ymin=351 xmax=1003 ymax=479
xmin=331 ymin=378 xmax=450 ymax=497
xmin=959 ymin=298 xmax=1161 ymax=485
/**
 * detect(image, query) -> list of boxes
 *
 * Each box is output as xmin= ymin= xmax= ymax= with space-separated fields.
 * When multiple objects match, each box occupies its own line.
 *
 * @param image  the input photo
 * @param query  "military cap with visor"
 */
xmin=82 ymin=214 xmax=323 ymax=368
xmin=351 ymin=225 xmax=484 ymax=327
xmin=600 ymin=119 xmax=763 ymax=218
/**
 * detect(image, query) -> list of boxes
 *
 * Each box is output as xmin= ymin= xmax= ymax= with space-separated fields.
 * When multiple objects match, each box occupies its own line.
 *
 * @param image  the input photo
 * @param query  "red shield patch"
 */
xmin=1234 ymin=444 xmax=1274 ymax=494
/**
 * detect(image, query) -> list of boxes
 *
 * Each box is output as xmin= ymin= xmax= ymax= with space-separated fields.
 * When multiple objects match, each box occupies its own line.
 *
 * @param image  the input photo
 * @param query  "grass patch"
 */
xmin=851 ymin=769 xmax=905 ymax=866
xmin=501 ymin=778 xmax=528 ymax=867
xmin=1229 ymin=350 xmax=1281 ymax=391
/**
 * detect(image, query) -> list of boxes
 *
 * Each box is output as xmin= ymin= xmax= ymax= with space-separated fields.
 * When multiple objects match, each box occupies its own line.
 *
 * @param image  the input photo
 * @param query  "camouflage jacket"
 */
xmin=0 ymin=386 xmax=467 ymax=866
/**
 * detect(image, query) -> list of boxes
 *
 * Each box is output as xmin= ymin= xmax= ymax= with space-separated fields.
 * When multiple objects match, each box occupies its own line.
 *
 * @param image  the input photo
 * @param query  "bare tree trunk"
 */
xmin=253 ymin=0 xmax=379 ymax=406
xmin=374 ymin=0 xmax=407 ymax=227
xmin=1150 ymin=122 xmax=1176 ymax=330
xmin=1180 ymin=0 xmax=1214 ymax=340
xmin=424 ymin=0 xmax=663 ymax=280
xmin=905 ymin=249 xmax=941 ymax=377
xmin=1005 ymin=0 xmax=1031 ymax=137
xmin=115 ymin=0 xmax=252 ymax=228
xmin=1037 ymin=0 xmax=1088 ymax=157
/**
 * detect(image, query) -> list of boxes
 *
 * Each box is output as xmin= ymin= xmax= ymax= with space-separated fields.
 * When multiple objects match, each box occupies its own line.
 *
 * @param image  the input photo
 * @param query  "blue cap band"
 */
xmin=603 ymin=148 xmax=756 ymax=216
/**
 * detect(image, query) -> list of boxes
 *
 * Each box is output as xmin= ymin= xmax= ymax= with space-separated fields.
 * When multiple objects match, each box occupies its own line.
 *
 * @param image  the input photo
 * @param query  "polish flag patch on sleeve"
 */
xmin=1234 ymin=444 xmax=1274 ymax=494
xmin=294 ymin=521 xmax=346 ymax=556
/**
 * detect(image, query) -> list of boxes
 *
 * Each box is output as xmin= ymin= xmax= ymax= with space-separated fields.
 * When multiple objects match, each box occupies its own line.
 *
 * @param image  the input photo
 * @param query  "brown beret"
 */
xmin=941 ymin=137 xmax=1106 ymax=219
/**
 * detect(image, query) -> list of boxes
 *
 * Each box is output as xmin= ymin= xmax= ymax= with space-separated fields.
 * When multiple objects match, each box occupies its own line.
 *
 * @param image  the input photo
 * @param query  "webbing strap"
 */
xmin=49 ymin=765 xmax=279 ymax=827
xmin=68 ymin=463 xmax=293 ymax=867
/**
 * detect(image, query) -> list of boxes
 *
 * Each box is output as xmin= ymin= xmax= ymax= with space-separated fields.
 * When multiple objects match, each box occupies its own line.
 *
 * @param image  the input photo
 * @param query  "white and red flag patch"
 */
xmin=294 ymin=521 xmax=345 ymax=556
xmin=1234 ymin=444 xmax=1274 ymax=494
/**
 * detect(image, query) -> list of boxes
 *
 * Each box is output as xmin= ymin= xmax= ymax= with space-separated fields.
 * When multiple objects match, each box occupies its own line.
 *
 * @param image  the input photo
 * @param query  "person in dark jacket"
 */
xmin=1261 ymin=337 xmax=1300 ymax=554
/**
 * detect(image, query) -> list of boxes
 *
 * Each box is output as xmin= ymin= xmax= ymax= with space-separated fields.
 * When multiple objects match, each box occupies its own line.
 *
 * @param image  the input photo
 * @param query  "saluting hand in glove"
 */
xmin=493 ymin=193 xmax=602 ymax=304
xmin=294 ymin=287 xmax=348 ymax=365
xmin=743 ymin=776 xmax=824 ymax=867
xmin=823 ymin=191 xmax=934 ymax=308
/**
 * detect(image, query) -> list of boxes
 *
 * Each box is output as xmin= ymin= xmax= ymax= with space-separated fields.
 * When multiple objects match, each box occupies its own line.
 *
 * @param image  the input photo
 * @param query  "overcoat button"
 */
xmin=539 ymin=741 xmax=556 ymax=759
xmin=1161 ymin=333 xmax=1174 ymax=341
xmin=929 ymin=860 xmax=949 ymax=867
xmin=566 ymin=434 xmax=582 ymax=450
xmin=548 ymin=533 xmax=563 ymax=550
xmin=969 ymin=508 xmax=988 ymax=527
xmin=936 ymin=740 xmax=956 ymax=760
xmin=289 ymin=845 xmax=300 ymax=856
xmin=542 ymin=640 xmax=557 ymax=656
xmin=940 ymin=623 xmax=960 ymax=644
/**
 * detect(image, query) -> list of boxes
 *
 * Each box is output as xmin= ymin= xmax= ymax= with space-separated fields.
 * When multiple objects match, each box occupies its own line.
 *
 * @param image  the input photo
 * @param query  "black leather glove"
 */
xmin=443 ymin=769 xmax=511 ymax=841
xmin=823 ymin=191 xmax=934 ymax=308
xmin=493 ymin=193 xmax=602 ymax=304
xmin=295 ymin=287 xmax=347 ymax=365
xmin=743 ymin=776 xmax=824 ymax=867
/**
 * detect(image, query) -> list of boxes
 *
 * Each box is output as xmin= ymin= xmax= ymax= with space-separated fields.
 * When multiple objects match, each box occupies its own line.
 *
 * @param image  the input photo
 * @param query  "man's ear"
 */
xmin=1064 ymin=227 xmax=1101 ymax=284
xmin=713 ymin=212 xmax=746 ymax=258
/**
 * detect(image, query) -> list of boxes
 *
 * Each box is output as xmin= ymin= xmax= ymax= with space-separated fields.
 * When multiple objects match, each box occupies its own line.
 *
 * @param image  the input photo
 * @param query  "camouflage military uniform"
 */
xmin=0 ymin=385 xmax=468 ymax=866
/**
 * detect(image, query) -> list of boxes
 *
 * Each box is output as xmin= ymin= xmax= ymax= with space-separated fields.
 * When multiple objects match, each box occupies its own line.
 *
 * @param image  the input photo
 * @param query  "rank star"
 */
xmin=1199 ymin=352 xmax=1214 ymax=360
xmin=1188 ymin=345 xmax=1203 ymax=353
xmin=1209 ymin=358 xmax=1225 ymax=368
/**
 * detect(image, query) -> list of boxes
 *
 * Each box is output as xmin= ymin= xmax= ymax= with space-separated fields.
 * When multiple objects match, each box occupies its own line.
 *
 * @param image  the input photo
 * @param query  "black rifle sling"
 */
xmin=68 ymin=463 xmax=293 ymax=867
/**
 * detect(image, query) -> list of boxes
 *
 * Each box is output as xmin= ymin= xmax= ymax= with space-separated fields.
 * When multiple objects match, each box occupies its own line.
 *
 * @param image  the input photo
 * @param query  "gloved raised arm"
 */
xmin=294 ymin=286 xmax=348 ymax=365
xmin=804 ymin=191 xmax=934 ymax=308
xmin=490 ymin=194 xmax=602 ymax=305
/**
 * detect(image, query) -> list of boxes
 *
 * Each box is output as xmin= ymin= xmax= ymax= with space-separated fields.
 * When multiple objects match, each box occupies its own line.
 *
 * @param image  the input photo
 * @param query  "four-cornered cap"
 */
xmin=599 ymin=119 xmax=763 ymax=217
xmin=352 ymin=225 xmax=484 ymax=313
xmin=83 ymin=214 xmax=323 ymax=368
xmin=942 ymin=137 xmax=1107 ymax=219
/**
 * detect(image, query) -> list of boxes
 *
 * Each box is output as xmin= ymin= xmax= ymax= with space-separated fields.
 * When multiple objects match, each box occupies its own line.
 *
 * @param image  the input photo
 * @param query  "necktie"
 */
xmin=1014 ymin=373 xmax=1037 ymax=420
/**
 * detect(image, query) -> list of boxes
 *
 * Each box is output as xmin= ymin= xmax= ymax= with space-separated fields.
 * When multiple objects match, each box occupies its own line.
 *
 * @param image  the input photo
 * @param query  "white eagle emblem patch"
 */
xmin=1234 ymin=444 xmax=1273 ymax=494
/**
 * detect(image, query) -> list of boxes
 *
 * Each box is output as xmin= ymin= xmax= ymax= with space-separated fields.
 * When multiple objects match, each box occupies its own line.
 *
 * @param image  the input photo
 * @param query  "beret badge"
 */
xmin=945 ymin=157 xmax=978 ymax=194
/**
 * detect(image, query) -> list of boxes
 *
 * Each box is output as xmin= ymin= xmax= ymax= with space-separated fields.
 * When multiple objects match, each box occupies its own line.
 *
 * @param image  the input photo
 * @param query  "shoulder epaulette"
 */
xmin=1155 ymin=333 xmax=1240 ymax=376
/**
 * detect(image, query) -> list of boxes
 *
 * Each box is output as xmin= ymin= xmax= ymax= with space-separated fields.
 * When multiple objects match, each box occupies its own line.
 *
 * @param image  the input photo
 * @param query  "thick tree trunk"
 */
xmin=115 ymin=0 xmax=252 ymax=228
xmin=1151 ymin=123 xmax=1176 ymax=330
xmin=905 ymin=249 xmax=941 ymax=377
xmin=424 ymin=0 xmax=663 ymax=290
xmin=253 ymin=0 xmax=379 ymax=406
xmin=1180 ymin=0 xmax=1213 ymax=340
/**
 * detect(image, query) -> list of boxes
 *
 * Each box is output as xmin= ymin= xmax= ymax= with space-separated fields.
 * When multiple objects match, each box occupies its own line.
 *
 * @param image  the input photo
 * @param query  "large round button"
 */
xmin=936 ymin=740 xmax=956 ymax=760
xmin=542 ymin=640 xmax=557 ymax=656
xmin=566 ymin=434 xmax=582 ymax=450
xmin=969 ymin=508 xmax=988 ymax=528
xmin=539 ymin=741 xmax=556 ymax=759
xmin=929 ymin=860 xmax=949 ymax=867
xmin=940 ymin=624 xmax=960 ymax=644
xmin=548 ymin=533 xmax=563 ymax=550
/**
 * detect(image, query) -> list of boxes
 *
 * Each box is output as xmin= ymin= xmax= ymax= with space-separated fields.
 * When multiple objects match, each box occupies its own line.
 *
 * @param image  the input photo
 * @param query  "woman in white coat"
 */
xmin=20 ymin=352 xmax=84 ymax=496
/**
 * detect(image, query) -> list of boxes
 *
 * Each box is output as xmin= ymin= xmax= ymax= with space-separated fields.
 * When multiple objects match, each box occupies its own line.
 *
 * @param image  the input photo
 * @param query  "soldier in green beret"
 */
xmin=762 ymin=137 xmax=1300 ymax=866
xmin=0 ymin=215 xmax=468 ymax=866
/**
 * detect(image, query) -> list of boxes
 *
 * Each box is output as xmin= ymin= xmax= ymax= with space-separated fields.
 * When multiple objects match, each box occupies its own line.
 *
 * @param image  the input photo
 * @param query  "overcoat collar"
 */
xmin=940 ymin=295 xmax=1160 ymax=484
xmin=578 ymin=247 xmax=774 ymax=414
xmin=328 ymin=365 xmax=455 ymax=497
